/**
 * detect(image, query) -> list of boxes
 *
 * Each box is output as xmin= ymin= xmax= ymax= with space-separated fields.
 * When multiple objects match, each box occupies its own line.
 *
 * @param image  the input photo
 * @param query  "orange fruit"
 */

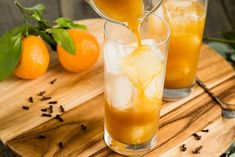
xmin=14 ymin=35 xmax=50 ymax=79
xmin=57 ymin=29 xmax=100 ymax=72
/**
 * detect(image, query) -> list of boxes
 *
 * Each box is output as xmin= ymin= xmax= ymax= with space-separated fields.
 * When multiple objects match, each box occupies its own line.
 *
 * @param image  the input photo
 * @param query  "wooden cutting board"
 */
xmin=0 ymin=19 xmax=234 ymax=157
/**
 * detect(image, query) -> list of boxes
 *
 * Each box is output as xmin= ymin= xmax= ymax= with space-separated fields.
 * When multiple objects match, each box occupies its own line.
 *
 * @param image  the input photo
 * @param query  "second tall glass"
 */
xmin=162 ymin=0 xmax=208 ymax=100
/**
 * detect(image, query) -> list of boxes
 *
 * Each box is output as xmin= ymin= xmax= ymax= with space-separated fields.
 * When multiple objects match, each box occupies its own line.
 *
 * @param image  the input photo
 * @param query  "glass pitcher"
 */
xmin=86 ymin=0 xmax=163 ymax=27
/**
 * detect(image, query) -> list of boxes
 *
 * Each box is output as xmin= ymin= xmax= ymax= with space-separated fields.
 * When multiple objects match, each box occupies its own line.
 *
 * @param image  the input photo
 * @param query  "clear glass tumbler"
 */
xmin=162 ymin=0 xmax=209 ymax=100
xmin=103 ymin=15 xmax=170 ymax=156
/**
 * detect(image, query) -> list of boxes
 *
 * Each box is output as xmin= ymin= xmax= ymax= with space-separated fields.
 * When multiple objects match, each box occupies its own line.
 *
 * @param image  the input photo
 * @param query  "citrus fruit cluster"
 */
xmin=0 ymin=2 xmax=100 ymax=80
xmin=15 ymin=29 xmax=99 ymax=80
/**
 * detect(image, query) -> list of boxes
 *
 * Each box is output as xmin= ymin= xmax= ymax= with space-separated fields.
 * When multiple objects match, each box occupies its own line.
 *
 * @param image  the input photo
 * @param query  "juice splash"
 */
xmin=163 ymin=1 xmax=206 ymax=88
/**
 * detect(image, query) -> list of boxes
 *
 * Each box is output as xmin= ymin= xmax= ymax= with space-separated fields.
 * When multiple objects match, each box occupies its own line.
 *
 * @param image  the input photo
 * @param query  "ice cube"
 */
xmin=165 ymin=0 xmax=193 ymax=11
xmin=105 ymin=72 xmax=133 ymax=110
xmin=128 ymin=124 xmax=154 ymax=144
xmin=122 ymin=43 xmax=163 ymax=89
xmin=133 ymin=39 xmax=164 ymax=60
xmin=129 ymin=126 xmax=145 ymax=143
xmin=154 ymin=4 xmax=164 ymax=18
xmin=164 ymin=0 xmax=202 ymax=24
xmin=145 ymin=70 xmax=164 ymax=100
xmin=104 ymin=39 xmax=164 ymax=110
xmin=104 ymin=42 xmax=123 ymax=74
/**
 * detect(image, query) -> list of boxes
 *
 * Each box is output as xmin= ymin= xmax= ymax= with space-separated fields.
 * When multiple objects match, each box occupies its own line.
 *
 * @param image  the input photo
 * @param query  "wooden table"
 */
xmin=0 ymin=19 xmax=235 ymax=157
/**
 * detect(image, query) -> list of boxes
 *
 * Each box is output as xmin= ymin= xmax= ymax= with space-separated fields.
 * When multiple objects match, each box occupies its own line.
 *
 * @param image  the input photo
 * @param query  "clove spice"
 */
xmin=22 ymin=106 xmax=29 ymax=110
xmin=58 ymin=142 xmax=63 ymax=148
xmin=37 ymin=91 xmax=46 ymax=96
xmin=37 ymin=135 xmax=46 ymax=139
xmin=50 ymin=78 xmax=57 ymax=85
xmin=55 ymin=115 xmax=64 ymax=122
xmin=80 ymin=124 xmax=87 ymax=131
xmin=201 ymin=129 xmax=209 ymax=133
xmin=41 ymin=108 xmax=47 ymax=112
xmin=60 ymin=105 xmax=65 ymax=112
xmin=49 ymin=105 xmax=53 ymax=113
xmin=192 ymin=133 xmax=201 ymax=140
xmin=180 ymin=144 xmax=187 ymax=152
xmin=41 ymin=113 xmax=52 ymax=117
xmin=192 ymin=146 xmax=203 ymax=154
xmin=28 ymin=96 xmax=34 ymax=103
xmin=40 ymin=96 xmax=52 ymax=101
xmin=48 ymin=101 xmax=57 ymax=104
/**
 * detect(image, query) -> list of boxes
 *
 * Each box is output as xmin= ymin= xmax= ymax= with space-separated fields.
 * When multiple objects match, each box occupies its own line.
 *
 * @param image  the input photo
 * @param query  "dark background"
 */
xmin=0 ymin=0 xmax=235 ymax=156
xmin=0 ymin=0 xmax=235 ymax=36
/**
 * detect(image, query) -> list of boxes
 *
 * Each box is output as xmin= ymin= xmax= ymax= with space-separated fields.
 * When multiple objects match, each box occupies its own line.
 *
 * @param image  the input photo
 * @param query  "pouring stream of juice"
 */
xmin=93 ymin=0 xmax=144 ymax=46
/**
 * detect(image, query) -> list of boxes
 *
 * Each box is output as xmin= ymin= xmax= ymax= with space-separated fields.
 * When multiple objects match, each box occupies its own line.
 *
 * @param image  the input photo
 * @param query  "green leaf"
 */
xmin=0 ymin=27 xmax=22 ymax=80
xmin=21 ymin=3 xmax=50 ymax=29
xmin=31 ymin=11 xmax=43 ymax=21
xmin=39 ymin=32 xmax=56 ymax=51
xmin=24 ymin=4 xmax=45 ymax=14
xmin=50 ymin=28 xmax=76 ymax=55
xmin=223 ymin=30 xmax=235 ymax=49
xmin=55 ymin=17 xmax=87 ymax=30
xmin=231 ymin=54 xmax=235 ymax=62
xmin=31 ymin=11 xmax=50 ymax=28
xmin=208 ymin=42 xmax=232 ymax=57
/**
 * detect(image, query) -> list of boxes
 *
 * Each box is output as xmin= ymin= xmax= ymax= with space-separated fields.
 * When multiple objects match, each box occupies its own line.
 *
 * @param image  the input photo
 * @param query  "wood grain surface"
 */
xmin=161 ymin=117 xmax=235 ymax=157
xmin=0 ymin=19 xmax=234 ymax=157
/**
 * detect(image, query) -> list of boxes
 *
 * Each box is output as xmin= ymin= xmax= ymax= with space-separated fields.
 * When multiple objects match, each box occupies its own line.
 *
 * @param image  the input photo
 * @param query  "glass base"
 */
xmin=163 ymin=86 xmax=192 ymax=101
xmin=104 ymin=128 xmax=157 ymax=156
xmin=222 ymin=109 xmax=235 ymax=119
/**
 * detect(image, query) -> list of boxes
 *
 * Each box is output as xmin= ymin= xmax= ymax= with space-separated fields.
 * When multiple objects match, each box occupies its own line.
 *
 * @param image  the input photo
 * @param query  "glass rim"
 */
xmin=103 ymin=15 xmax=171 ymax=48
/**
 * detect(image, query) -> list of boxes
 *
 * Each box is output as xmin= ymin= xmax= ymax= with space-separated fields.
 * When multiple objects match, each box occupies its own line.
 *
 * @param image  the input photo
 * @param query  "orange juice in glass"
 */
xmin=103 ymin=15 xmax=170 ymax=155
xmin=162 ymin=0 xmax=208 ymax=100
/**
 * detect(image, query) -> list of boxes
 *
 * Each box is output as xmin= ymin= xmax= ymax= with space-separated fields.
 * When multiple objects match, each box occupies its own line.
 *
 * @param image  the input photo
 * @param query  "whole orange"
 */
xmin=14 ymin=35 xmax=50 ymax=79
xmin=57 ymin=29 xmax=100 ymax=72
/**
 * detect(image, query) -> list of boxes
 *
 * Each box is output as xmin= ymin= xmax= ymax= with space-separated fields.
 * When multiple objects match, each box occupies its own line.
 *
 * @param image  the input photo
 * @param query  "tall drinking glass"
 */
xmin=162 ymin=0 xmax=208 ymax=100
xmin=103 ymin=15 xmax=170 ymax=156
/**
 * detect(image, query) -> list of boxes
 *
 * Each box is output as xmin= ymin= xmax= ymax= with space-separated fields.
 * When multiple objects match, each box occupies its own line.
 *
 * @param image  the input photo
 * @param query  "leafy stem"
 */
xmin=15 ymin=1 xmax=29 ymax=36
xmin=204 ymin=37 xmax=235 ymax=44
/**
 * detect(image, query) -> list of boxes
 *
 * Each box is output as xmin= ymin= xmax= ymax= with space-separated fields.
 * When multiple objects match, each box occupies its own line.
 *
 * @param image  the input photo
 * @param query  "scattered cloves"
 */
xmin=201 ymin=129 xmax=209 ymax=133
xmin=180 ymin=144 xmax=187 ymax=152
xmin=37 ymin=135 xmax=46 ymax=139
xmin=192 ymin=146 xmax=203 ymax=154
xmin=48 ymin=105 xmax=53 ymax=113
xmin=80 ymin=124 xmax=87 ymax=131
xmin=41 ymin=108 xmax=47 ymax=112
xmin=192 ymin=133 xmax=201 ymax=141
xmin=28 ymin=96 xmax=34 ymax=103
xmin=48 ymin=101 xmax=57 ymax=104
xmin=55 ymin=115 xmax=64 ymax=122
xmin=60 ymin=105 xmax=65 ymax=112
xmin=37 ymin=91 xmax=46 ymax=96
xmin=58 ymin=142 xmax=64 ymax=148
xmin=41 ymin=113 xmax=52 ymax=117
xmin=50 ymin=78 xmax=57 ymax=85
xmin=22 ymin=106 xmax=29 ymax=110
xmin=40 ymin=96 xmax=52 ymax=101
